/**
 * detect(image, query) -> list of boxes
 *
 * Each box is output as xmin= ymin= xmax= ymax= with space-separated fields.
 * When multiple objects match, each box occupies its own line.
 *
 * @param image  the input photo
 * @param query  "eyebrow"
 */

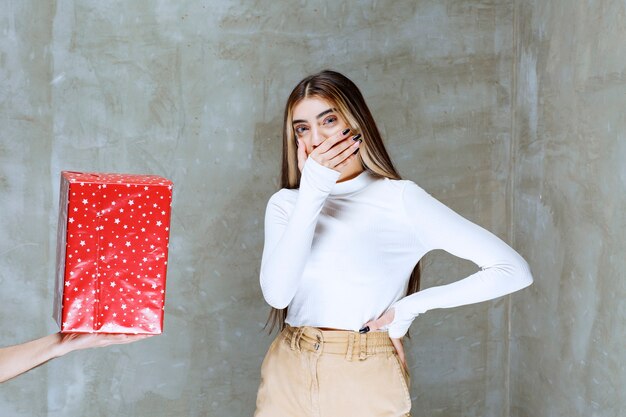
xmin=292 ymin=108 xmax=336 ymax=125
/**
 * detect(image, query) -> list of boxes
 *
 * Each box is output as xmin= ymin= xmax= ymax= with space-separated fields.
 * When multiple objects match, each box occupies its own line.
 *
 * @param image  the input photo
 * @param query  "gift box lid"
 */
xmin=62 ymin=171 xmax=173 ymax=186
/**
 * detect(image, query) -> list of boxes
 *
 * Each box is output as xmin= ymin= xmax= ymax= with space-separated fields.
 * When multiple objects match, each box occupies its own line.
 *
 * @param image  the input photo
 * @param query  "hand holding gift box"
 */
xmin=0 ymin=332 xmax=152 ymax=383
xmin=54 ymin=171 xmax=173 ymax=334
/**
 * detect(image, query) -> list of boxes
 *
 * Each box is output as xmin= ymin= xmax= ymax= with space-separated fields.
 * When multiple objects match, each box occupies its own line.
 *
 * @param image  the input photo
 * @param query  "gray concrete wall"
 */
xmin=510 ymin=0 xmax=626 ymax=416
xmin=0 ymin=1 xmax=537 ymax=416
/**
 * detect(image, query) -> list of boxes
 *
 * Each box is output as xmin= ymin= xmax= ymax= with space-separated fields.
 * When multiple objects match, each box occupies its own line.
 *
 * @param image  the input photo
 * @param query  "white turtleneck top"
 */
xmin=259 ymin=158 xmax=533 ymax=338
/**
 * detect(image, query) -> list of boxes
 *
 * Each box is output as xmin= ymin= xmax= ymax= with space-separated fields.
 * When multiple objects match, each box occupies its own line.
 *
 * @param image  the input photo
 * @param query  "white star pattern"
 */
xmin=57 ymin=171 xmax=172 ymax=334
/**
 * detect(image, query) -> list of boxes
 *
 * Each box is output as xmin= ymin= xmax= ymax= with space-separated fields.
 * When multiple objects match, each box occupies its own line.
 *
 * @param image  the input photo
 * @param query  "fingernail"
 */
xmin=352 ymin=134 xmax=362 ymax=142
xmin=342 ymin=128 xmax=351 ymax=135
xmin=359 ymin=326 xmax=370 ymax=334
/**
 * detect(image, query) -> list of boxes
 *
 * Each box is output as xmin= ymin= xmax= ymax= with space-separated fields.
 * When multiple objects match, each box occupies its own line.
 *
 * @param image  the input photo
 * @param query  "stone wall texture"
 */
xmin=510 ymin=1 xmax=626 ymax=416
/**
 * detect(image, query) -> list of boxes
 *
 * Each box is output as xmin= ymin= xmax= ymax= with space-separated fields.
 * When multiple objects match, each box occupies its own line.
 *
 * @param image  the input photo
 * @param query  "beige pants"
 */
xmin=254 ymin=325 xmax=411 ymax=417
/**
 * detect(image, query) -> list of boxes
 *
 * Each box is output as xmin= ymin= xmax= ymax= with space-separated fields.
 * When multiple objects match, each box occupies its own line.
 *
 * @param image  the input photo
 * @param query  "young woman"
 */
xmin=254 ymin=70 xmax=533 ymax=417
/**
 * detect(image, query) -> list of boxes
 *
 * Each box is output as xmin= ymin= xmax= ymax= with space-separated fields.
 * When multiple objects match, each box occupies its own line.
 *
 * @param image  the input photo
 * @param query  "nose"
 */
xmin=311 ymin=126 xmax=325 ymax=148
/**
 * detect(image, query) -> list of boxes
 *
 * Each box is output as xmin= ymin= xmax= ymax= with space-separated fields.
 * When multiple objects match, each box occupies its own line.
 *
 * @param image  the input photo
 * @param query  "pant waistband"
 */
xmin=282 ymin=324 xmax=396 ymax=361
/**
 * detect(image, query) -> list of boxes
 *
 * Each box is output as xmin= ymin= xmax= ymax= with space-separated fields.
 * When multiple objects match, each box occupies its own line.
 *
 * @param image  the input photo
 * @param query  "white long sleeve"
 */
xmin=259 ymin=164 xmax=533 ymax=335
xmin=259 ymin=158 xmax=340 ymax=308
xmin=383 ymin=181 xmax=533 ymax=338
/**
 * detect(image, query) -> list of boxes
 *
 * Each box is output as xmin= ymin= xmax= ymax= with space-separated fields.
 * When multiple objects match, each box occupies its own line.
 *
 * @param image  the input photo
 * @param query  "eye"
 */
xmin=294 ymin=125 xmax=308 ymax=137
xmin=323 ymin=115 xmax=338 ymax=125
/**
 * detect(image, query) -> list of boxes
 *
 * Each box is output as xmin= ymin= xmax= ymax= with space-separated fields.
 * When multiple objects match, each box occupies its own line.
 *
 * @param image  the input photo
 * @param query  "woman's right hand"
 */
xmin=297 ymin=129 xmax=362 ymax=173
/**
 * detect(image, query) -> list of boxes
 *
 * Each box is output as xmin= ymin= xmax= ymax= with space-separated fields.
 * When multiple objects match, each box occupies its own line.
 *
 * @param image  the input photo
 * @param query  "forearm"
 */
xmin=401 ymin=256 xmax=531 ymax=314
xmin=260 ymin=197 xmax=326 ymax=307
xmin=260 ymin=159 xmax=340 ymax=308
xmin=0 ymin=333 xmax=68 ymax=383
xmin=388 ymin=257 xmax=532 ymax=337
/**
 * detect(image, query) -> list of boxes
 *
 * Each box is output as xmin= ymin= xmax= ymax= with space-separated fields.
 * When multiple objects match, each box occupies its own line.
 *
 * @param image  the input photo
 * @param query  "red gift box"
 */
xmin=53 ymin=171 xmax=173 ymax=334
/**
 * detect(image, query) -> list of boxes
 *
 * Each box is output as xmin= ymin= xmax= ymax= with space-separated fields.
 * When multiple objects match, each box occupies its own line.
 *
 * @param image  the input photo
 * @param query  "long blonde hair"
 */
xmin=265 ymin=70 xmax=421 ymax=335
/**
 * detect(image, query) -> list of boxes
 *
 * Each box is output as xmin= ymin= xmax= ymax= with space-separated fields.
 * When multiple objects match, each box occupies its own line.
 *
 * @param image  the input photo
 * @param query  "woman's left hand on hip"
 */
xmin=360 ymin=308 xmax=407 ymax=370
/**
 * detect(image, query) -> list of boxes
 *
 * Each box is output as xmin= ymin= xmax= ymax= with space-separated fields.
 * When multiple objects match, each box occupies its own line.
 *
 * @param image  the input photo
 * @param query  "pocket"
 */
xmin=389 ymin=353 xmax=412 ymax=409
xmin=390 ymin=343 xmax=410 ymax=380
xmin=267 ymin=332 xmax=283 ymax=352
xmin=259 ymin=332 xmax=283 ymax=372
xmin=396 ymin=353 xmax=410 ymax=381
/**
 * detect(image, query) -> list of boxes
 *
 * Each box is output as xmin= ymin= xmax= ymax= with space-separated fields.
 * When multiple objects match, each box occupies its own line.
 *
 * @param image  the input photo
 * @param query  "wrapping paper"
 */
xmin=53 ymin=171 xmax=173 ymax=334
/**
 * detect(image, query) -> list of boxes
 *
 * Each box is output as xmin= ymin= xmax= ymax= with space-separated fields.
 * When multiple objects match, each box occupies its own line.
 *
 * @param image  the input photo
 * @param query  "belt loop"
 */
xmin=345 ymin=333 xmax=355 ymax=361
xmin=359 ymin=332 xmax=367 ymax=360
xmin=290 ymin=327 xmax=305 ymax=351
xmin=297 ymin=327 xmax=306 ymax=351
xmin=289 ymin=327 xmax=297 ymax=351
